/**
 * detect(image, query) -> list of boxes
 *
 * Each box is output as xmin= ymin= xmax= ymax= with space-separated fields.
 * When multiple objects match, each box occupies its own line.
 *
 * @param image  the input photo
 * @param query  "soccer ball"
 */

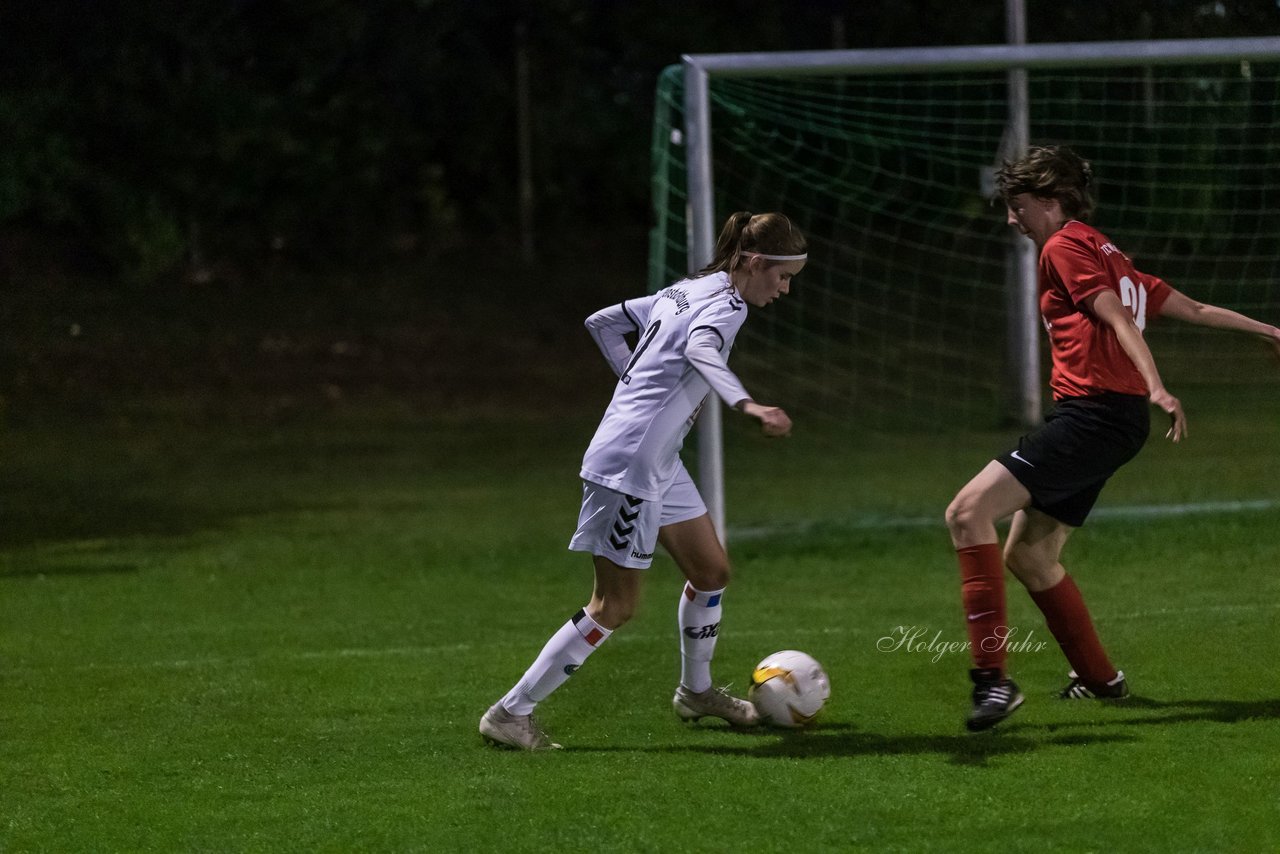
xmin=749 ymin=650 xmax=831 ymax=728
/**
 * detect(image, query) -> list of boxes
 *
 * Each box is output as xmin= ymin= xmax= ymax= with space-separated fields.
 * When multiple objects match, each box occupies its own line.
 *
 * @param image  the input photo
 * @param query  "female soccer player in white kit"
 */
xmin=480 ymin=211 xmax=807 ymax=749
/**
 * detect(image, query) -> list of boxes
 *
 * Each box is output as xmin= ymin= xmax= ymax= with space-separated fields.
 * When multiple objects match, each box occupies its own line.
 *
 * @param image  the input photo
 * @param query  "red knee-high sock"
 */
xmin=956 ymin=543 xmax=1007 ymax=674
xmin=1029 ymin=573 xmax=1117 ymax=688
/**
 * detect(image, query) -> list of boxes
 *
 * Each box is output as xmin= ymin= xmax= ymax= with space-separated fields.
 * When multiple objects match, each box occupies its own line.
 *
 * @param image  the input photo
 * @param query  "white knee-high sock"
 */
xmin=677 ymin=583 xmax=724 ymax=693
xmin=501 ymin=608 xmax=612 ymax=715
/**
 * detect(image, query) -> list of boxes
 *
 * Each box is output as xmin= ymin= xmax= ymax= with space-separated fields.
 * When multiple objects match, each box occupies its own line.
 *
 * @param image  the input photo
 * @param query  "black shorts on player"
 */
xmin=996 ymin=393 xmax=1149 ymax=527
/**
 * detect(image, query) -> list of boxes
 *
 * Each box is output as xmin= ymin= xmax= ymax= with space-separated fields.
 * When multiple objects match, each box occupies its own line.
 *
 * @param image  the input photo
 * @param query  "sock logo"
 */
xmin=683 ymin=622 xmax=720 ymax=640
xmin=563 ymin=664 xmax=579 ymax=676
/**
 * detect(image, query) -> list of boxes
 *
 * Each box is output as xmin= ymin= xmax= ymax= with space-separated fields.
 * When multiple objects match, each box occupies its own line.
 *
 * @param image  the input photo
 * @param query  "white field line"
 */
xmin=729 ymin=498 xmax=1279 ymax=540
xmin=1089 ymin=498 xmax=1279 ymax=520
xmin=1107 ymin=601 xmax=1280 ymax=620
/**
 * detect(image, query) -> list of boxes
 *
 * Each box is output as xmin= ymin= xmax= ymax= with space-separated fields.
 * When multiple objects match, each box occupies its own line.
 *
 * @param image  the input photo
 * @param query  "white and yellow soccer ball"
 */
xmin=749 ymin=650 xmax=831 ymax=728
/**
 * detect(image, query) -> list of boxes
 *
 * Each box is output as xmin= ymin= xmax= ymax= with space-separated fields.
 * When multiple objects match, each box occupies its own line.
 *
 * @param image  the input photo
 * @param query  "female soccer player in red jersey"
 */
xmin=946 ymin=145 xmax=1280 ymax=731
xmin=479 ymin=212 xmax=806 ymax=749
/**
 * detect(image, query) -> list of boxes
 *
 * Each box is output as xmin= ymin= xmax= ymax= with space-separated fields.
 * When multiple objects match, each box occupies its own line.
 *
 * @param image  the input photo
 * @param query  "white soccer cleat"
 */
xmin=479 ymin=703 xmax=563 ymax=751
xmin=672 ymin=684 xmax=761 ymax=727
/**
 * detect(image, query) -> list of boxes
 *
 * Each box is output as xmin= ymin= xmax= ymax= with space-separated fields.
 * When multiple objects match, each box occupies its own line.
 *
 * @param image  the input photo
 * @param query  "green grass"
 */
xmin=2 ymin=387 xmax=1279 ymax=851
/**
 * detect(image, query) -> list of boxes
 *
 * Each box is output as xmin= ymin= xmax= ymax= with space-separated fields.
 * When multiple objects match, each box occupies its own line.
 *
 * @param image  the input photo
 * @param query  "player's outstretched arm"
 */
xmin=1159 ymin=290 xmax=1280 ymax=359
xmin=1089 ymin=290 xmax=1188 ymax=442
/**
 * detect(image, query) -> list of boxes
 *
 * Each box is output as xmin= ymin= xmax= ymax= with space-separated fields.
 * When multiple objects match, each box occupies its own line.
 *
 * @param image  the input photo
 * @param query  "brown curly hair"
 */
xmin=994 ymin=145 xmax=1096 ymax=222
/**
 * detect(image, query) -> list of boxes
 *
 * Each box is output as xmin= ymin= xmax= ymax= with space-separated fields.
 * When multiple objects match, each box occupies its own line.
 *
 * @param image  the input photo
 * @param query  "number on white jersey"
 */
xmin=621 ymin=320 xmax=662 ymax=385
xmin=1119 ymin=275 xmax=1148 ymax=331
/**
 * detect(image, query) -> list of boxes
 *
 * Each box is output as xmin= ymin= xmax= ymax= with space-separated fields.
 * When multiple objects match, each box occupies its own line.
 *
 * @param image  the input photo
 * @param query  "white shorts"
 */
xmin=568 ymin=465 xmax=707 ymax=569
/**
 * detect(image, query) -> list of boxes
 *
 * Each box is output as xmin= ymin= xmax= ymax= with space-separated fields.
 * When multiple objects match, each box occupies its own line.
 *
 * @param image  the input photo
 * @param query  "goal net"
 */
xmin=650 ymin=54 xmax=1280 ymax=433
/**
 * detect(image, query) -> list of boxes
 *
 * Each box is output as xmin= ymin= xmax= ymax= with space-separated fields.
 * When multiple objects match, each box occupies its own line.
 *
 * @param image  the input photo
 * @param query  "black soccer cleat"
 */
xmin=965 ymin=667 xmax=1025 ymax=732
xmin=1059 ymin=669 xmax=1130 ymax=700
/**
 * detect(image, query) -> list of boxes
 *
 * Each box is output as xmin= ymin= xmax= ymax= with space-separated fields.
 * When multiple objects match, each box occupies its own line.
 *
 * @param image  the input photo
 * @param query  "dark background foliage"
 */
xmin=3 ymin=0 xmax=1276 ymax=281
xmin=0 ymin=2 xmax=1276 ymax=419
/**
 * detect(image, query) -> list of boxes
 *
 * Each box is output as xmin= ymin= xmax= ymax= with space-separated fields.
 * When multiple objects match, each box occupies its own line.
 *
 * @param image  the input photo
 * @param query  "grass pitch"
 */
xmin=2 ymin=384 xmax=1279 ymax=851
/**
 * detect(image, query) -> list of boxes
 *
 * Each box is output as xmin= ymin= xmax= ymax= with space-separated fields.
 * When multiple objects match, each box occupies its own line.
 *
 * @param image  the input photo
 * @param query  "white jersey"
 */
xmin=579 ymin=271 xmax=751 ymax=501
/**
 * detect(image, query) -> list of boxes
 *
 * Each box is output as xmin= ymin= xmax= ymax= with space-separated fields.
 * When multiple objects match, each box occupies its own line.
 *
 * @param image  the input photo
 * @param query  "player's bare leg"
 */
xmin=586 ymin=555 xmax=644 ymax=629
xmin=946 ymin=461 xmax=1033 ymax=549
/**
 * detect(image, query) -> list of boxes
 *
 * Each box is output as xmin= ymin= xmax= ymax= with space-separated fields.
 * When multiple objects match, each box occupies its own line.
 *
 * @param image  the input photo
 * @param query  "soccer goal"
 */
xmin=651 ymin=37 xmax=1280 ymax=536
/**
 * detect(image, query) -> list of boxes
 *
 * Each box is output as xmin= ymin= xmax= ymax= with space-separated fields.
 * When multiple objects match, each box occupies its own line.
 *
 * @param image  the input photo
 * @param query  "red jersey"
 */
xmin=1039 ymin=220 xmax=1172 ymax=400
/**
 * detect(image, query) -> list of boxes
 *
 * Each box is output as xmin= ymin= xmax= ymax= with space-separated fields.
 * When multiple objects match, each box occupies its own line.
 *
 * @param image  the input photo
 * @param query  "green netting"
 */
xmin=650 ymin=61 xmax=1280 ymax=431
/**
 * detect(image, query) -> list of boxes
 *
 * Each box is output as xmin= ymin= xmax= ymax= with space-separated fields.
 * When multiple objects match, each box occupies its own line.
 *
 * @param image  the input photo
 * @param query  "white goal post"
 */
xmin=679 ymin=36 xmax=1280 ymax=541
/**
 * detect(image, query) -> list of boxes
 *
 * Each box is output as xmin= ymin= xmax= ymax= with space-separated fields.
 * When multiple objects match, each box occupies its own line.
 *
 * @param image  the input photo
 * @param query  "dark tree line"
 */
xmin=1 ymin=0 xmax=1275 ymax=281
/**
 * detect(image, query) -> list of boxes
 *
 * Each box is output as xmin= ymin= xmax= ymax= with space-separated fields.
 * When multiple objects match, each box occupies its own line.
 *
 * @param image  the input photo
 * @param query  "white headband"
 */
xmin=744 ymin=251 xmax=808 ymax=261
